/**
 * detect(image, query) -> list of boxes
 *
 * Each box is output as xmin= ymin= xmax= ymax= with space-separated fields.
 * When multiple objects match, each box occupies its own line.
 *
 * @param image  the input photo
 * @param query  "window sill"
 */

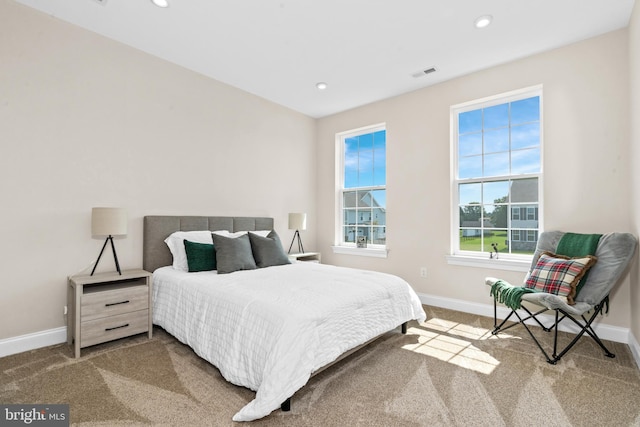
xmin=331 ymin=246 xmax=388 ymax=258
xmin=445 ymin=254 xmax=530 ymax=272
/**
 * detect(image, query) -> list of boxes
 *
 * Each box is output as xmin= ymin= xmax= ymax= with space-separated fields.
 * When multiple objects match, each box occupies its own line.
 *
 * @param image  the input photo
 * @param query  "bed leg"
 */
xmin=401 ymin=322 xmax=407 ymax=334
xmin=281 ymin=398 xmax=291 ymax=412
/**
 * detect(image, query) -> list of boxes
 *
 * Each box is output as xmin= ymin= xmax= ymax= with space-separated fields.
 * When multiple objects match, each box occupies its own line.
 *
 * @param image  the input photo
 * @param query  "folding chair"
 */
xmin=486 ymin=231 xmax=637 ymax=364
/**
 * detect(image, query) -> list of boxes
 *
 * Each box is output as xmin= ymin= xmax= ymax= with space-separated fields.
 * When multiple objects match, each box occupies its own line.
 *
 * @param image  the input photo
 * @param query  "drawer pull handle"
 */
xmin=105 ymin=323 xmax=129 ymax=332
xmin=105 ymin=300 xmax=130 ymax=307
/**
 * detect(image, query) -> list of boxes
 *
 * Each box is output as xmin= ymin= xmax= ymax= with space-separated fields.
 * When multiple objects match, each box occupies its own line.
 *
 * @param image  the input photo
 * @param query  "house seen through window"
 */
xmin=452 ymin=86 xmax=542 ymax=258
xmin=337 ymin=124 xmax=386 ymax=249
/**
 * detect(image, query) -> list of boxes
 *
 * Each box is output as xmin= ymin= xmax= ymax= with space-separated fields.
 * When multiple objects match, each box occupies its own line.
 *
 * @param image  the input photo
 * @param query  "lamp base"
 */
xmin=288 ymin=230 xmax=305 ymax=254
xmin=91 ymin=235 xmax=122 ymax=276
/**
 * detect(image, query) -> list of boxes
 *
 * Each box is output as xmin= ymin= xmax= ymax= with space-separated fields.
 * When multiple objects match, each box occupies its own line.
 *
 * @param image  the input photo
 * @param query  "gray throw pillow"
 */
xmin=211 ymin=233 xmax=257 ymax=274
xmin=248 ymin=230 xmax=291 ymax=268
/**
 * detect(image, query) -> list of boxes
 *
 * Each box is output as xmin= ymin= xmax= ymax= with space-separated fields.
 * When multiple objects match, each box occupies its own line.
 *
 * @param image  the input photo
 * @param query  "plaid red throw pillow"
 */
xmin=524 ymin=251 xmax=597 ymax=305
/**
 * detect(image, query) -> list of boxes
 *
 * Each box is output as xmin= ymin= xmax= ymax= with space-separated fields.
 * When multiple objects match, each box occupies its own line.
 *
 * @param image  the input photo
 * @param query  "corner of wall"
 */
xmin=629 ymin=330 xmax=640 ymax=370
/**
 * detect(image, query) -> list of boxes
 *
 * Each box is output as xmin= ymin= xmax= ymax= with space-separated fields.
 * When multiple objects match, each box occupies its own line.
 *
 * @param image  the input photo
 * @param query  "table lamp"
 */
xmin=91 ymin=207 xmax=127 ymax=275
xmin=287 ymin=212 xmax=307 ymax=254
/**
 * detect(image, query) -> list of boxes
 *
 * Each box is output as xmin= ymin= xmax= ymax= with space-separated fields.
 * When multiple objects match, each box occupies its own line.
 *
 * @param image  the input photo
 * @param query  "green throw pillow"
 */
xmin=183 ymin=240 xmax=216 ymax=272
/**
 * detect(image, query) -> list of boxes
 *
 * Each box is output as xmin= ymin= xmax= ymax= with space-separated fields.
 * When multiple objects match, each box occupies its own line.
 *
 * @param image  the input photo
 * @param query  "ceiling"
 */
xmin=14 ymin=0 xmax=635 ymax=118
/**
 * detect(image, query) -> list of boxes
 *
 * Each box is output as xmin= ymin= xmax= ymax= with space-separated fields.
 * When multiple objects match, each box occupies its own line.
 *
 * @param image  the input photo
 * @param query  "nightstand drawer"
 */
xmin=81 ymin=309 xmax=149 ymax=347
xmin=81 ymin=285 xmax=148 ymax=322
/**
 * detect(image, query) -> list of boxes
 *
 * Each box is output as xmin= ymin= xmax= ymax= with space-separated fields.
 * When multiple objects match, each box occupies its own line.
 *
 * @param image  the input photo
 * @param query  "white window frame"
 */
xmin=447 ymin=85 xmax=543 ymax=271
xmin=332 ymin=123 xmax=388 ymax=258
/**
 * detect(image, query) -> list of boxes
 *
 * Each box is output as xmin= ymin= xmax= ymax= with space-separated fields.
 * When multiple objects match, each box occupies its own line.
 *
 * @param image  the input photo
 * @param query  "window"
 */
xmin=452 ymin=86 xmax=542 ymax=259
xmin=335 ymin=124 xmax=387 ymax=255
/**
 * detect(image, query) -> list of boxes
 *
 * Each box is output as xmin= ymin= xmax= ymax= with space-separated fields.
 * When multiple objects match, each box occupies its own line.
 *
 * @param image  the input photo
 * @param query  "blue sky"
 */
xmin=458 ymin=96 xmax=540 ymax=181
xmin=344 ymin=130 xmax=386 ymax=207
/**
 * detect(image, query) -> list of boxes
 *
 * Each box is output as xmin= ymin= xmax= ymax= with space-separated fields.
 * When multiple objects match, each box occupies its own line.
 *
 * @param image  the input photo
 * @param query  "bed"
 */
xmin=143 ymin=215 xmax=426 ymax=421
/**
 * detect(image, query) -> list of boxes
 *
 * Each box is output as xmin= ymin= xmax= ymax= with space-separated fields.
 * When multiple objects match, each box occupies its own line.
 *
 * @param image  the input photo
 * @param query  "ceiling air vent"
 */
xmin=91 ymin=0 xmax=108 ymax=5
xmin=411 ymin=67 xmax=437 ymax=78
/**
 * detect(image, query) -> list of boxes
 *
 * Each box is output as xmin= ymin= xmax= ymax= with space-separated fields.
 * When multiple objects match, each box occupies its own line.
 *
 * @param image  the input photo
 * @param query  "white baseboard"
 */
xmin=417 ymin=292 xmax=633 ymax=344
xmin=0 ymin=327 xmax=67 ymax=358
xmin=2 ymin=295 xmax=640 ymax=371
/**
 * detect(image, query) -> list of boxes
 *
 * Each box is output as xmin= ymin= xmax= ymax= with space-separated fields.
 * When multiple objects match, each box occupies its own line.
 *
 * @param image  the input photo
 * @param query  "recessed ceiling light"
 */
xmin=474 ymin=15 xmax=493 ymax=29
xmin=151 ymin=0 xmax=169 ymax=7
xmin=316 ymin=82 xmax=328 ymax=90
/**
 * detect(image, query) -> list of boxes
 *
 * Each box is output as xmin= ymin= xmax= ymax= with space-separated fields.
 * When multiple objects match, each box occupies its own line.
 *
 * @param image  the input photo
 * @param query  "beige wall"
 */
xmin=2 ymin=0 xmax=637 ymax=345
xmin=317 ymin=30 xmax=633 ymax=328
xmin=0 ymin=1 xmax=316 ymax=340
xmin=630 ymin=0 xmax=640 ymax=341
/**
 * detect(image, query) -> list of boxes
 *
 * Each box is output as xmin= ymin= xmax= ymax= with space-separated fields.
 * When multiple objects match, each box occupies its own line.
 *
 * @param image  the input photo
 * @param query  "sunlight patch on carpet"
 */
xmin=422 ymin=317 xmax=520 ymax=341
xmin=401 ymin=318 xmax=504 ymax=374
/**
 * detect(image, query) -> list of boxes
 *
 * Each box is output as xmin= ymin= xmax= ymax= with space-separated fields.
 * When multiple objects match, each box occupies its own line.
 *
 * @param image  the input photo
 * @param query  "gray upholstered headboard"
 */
xmin=143 ymin=215 xmax=274 ymax=273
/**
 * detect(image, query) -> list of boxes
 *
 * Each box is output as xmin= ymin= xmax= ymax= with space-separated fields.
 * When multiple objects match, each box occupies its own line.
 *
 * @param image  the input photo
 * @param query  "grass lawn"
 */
xmin=460 ymin=232 xmax=535 ymax=255
xmin=460 ymin=232 xmax=509 ymax=253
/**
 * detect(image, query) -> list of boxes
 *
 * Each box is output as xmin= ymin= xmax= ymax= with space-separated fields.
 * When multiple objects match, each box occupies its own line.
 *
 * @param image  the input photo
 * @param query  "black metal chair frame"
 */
xmin=491 ymin=294 xmax=614 ymax=365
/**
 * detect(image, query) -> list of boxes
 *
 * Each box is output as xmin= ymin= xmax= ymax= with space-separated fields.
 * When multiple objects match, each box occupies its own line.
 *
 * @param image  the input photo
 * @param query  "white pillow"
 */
xmin=165 ymin=230 xmax=272 ymax=271
xmin=212 ymin=230 xmax=271 ymax=238
xmin=164 ymin=231 xmax=214 ymax=271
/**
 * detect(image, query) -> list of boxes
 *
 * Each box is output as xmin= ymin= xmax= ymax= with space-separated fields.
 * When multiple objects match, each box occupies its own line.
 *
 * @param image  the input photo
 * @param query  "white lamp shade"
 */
xmin=92 ymin=207 xmax=127 ymax=236
xmin=288 ymin=213 xmax=307 ymax=231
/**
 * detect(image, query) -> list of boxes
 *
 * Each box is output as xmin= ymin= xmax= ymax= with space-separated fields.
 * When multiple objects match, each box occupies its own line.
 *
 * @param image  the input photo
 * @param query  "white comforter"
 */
xmin=152 ymin=262 xmax=426 ymax=421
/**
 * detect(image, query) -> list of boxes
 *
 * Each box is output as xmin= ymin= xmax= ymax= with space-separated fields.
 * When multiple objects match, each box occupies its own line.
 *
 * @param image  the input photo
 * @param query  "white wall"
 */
xmin=0 ymin=1 xmax=316 ymax=341
xmin=317 ymin=29 xmax=633 ymax=329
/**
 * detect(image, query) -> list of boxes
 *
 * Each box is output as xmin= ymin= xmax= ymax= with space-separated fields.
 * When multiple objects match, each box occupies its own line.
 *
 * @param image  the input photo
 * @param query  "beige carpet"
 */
xmin=2 ymin=306 xmax=640 ymax=426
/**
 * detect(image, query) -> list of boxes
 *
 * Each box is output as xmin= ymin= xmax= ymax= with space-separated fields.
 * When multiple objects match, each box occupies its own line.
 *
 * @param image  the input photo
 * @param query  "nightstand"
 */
xmin=288 ymin=252 xmax=321 ymax=263
xmin=67 ymin=269 xmax=152 ymax=358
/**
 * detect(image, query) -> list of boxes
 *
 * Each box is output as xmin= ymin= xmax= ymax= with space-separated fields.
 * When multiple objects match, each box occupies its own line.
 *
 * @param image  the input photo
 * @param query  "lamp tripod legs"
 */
xmin=91 ymin=235 xmax=122 ymax=276
xmin=110 ymin=236 xmax=122 ymax=275
xmin=288 ymin=230 xmax=305 ymax=254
